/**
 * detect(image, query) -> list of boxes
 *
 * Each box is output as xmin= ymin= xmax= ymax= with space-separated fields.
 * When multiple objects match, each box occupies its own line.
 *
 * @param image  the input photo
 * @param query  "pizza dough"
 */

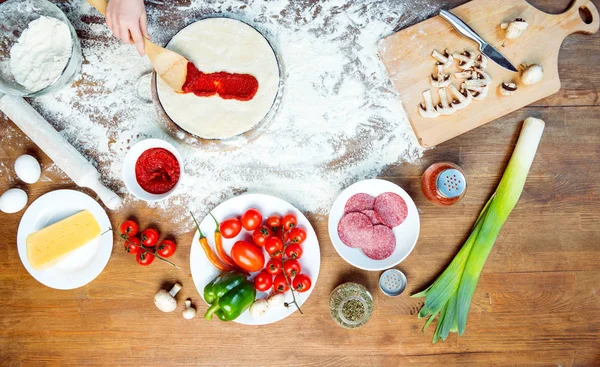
xmin=156 ymin=18 xmax=279 ymax=140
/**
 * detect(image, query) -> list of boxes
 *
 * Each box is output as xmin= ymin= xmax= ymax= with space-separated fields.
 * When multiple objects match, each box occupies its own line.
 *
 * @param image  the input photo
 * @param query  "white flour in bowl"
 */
xmin=10 ymin=16 xmax=72 ymax=92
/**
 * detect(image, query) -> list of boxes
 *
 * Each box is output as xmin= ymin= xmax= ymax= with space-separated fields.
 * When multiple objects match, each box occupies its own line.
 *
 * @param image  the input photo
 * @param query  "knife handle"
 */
xmin=439 ymin=9 xmax=485 ymax=49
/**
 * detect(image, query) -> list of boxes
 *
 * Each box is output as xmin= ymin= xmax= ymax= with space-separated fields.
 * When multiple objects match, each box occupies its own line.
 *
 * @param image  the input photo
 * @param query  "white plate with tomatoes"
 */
xmin=189 ymin=193 xmax=321 ymax=325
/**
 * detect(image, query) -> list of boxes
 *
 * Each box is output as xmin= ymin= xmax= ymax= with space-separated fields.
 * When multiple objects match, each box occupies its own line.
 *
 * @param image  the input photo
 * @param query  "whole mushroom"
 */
xmin=154 ymin=283 xmax=182 ymax=312
xmin=182 ymin=299 xmax=196 ymax=319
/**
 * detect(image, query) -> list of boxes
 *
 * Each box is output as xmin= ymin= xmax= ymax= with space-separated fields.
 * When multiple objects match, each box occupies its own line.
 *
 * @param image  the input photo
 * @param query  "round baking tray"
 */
xmin=150 ymin=17 xmax=283 ymax=151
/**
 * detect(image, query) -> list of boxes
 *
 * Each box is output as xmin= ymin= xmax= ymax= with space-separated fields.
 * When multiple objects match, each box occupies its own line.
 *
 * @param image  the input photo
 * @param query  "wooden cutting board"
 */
xmin=378 ymin=0 xmax=599 ymax=147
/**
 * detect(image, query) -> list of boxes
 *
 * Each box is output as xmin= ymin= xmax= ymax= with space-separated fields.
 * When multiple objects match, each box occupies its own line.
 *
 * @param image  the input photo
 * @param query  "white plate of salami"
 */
xmin=328 ymin=179 xmax=420 ymax=271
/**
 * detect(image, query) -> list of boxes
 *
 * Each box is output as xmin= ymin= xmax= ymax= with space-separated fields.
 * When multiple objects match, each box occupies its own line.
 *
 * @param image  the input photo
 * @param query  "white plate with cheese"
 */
xmin=17 ymin=190 xmax=112 ymax=290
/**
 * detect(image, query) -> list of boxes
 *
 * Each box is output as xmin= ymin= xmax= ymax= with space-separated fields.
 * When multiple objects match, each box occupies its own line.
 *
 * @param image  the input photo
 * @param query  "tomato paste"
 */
xmin=135 ymin=148 xmax=180 ymax=194
xmin=182 ymin=62 xmax=259 ymax=101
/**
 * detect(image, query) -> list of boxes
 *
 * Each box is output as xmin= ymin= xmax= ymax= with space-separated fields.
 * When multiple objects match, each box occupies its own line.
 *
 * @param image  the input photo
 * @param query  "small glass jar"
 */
xmin=421 ymin=162 xmax=467 ymax=206
xmin=329 ymin=282 xmax=374 ymax=329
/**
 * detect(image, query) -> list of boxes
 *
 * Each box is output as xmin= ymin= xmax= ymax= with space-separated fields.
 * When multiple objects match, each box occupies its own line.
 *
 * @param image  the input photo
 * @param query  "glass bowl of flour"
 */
xmin=0 ymin=0 xmax=82 ymax=97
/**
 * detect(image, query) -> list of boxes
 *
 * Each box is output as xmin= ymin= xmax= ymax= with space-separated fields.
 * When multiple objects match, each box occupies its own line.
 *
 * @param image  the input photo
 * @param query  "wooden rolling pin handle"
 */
xmin=561 ymin=0 xmax=599 ymax=35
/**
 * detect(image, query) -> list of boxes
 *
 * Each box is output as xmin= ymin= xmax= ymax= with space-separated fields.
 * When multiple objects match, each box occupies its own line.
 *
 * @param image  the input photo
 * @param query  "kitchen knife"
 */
xmin=439 ymin=9 xmax=518 ymax=72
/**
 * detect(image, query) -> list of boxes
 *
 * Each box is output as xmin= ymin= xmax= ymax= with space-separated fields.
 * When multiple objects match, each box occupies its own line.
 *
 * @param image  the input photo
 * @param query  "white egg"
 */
xmin=0 ymin=188 xmax=28 ymax=214
xmin=14 ymin=155 xmax=41 ymax=184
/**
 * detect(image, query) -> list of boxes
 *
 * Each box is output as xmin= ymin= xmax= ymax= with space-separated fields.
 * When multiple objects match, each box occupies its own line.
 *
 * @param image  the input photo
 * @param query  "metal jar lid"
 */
xmin=436 ymin=168 xmax=466 ymax=199
xmin=379 ymin=269 xmax=407 ymax=297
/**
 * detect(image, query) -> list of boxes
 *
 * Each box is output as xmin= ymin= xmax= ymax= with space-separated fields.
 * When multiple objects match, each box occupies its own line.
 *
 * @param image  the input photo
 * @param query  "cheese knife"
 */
xmin=439 ymin=9 xmax=518 ymax=72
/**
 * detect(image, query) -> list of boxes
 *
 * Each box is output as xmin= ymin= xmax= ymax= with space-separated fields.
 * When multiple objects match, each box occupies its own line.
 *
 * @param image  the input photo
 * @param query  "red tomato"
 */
xmin=284 ymin=243 xmax=303 ymax=259
xmin=254 ymin=271 xmax=273 ymax=292
xmin=119 ymin=220 xmax=139 ymax=239
xmin=289 ymin=227 xmax=307 ymax=245
xmin=284 ymin=259 xmax=301 ymax=277
xmin=266 ymin=258 xmax=283 ymax=275
xmin=220 ymin=218 xmax=242 ymax=239
xmin=265 ymin=237 xmax=283 ymax=258
xmin=231 ymin=240 xmax=265 ymax=272
xmin=157 ymin=239 xmax=177 ymax=258
xmin=241 ymin=208 xmax=262 ymax=231
xmin=292 ymin=273 xmax=312 ymax=293
xmin=136 ymin=250 xmax=155 ymax=266
xmin=274 ymin=227 xmax=285 ymax=241
xmin=266 ymin=215 xmax=281 ymax=230
xmin=140 ymin=228 xmax=159 ymax=247
xmin=124 ymin=236 xmax=141 ymax=254
xmin=252 ymin=225 xmax=272 ymax=247
xmin=273 ymin=273 xmax=290 ymax=293
xmin=282 ymin=214 xmax=297 ymax=231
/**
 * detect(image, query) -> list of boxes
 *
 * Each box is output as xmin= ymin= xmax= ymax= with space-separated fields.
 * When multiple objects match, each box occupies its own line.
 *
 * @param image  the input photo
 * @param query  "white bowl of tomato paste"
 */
xmin=122 ymin=139 xmax=183 ymax=202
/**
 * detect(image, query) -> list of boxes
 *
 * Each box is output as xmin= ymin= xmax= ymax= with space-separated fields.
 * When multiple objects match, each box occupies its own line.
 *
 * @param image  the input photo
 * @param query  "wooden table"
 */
xmin=1 ymin=0 xmax=599 ymax=365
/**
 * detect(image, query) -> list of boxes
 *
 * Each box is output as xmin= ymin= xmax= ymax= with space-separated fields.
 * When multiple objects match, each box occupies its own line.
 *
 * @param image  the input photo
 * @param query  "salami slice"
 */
xmin=344 ymin=193 xmax=375 ymax=213
xmin=373 ymin=192 xmax=408 ymax=227
xmin=362 ymin=225 xmax=396 ymax=260
xmin=337 ymin=212 xmax=373 ymax=248
xmin=361 ymin=209 xmax=383 ymax=225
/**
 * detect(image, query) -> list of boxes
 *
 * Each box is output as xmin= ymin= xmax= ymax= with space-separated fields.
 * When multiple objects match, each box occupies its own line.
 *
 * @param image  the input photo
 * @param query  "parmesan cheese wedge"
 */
xmin=26 ymin=210 xmax=101 ymax=270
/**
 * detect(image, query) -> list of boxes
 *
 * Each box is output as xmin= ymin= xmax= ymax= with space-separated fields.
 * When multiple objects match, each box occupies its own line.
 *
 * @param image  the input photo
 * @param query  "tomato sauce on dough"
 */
xmin=135 ymin=148 xmax=181 ymax=194
xmin=182 ymin=62 xmax=259 ymax=101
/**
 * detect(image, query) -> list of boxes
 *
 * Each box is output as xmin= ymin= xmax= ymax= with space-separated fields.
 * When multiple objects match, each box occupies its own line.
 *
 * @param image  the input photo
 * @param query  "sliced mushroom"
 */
xmin=465 ymin=84 xmax=489 ymax=100
xmin=419 ymin=89 xmax=440 ymax=118
xmin=431 ymin=49 xmax=454 ymax=69
xmin=499 ymin=82 xmax=518 ymax=96
xmin=448 ymin=84 xmax=472 ymax=110
xmin=475 ymin=54 xmax=488 ymax=69
xmin=431 ymin=64 xmax=450 ymax=87
xmin=500 ymin=18 xmax=529 ymax=39
xmin=435 ymin=87 xmax=456 ymax=115
xmin=453 ymin=70 xmax=472 ymax=80
xmin=464 ymin=68 xmax=492 ymax=88
xmin=453 ymin=50 xmax=476 ymax=70
xmin=520 ymin=63 xmax=543 ymax=85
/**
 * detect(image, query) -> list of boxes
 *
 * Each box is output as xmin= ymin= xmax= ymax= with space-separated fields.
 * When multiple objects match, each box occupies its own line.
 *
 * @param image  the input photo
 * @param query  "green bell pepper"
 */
xmin=204 ymin=271 xmax=256 ymax=321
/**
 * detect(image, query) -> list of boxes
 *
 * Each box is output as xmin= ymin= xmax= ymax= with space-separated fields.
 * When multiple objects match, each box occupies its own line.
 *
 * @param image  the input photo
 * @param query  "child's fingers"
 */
xmin=130 ymin=27 xmax=145 ymax=56
xmin=106 ymin=12 xmax=113 ymax=34
xmin=120 ymin=23 xmax=132 ymax=44
xmin=140 ymin=12 xmax=150 ymax=39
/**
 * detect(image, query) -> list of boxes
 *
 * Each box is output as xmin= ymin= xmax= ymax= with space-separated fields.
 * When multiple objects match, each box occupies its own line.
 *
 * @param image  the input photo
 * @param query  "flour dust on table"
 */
xmin=14 ymin=0 xmax=435 ymax=230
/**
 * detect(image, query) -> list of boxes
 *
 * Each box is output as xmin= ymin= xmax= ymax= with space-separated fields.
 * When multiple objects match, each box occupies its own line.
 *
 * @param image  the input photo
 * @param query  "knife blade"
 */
xmin=439 ymin=9 xmax=518 ymax=72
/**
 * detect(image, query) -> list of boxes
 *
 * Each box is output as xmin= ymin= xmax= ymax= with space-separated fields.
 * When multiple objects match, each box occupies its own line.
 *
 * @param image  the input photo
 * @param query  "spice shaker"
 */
xmin=421 ymin=162 xmax=467 ymax=206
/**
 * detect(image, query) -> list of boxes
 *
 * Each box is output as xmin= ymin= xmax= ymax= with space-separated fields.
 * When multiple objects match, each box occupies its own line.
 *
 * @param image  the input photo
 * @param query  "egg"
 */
xmin=14 ymin=154 xmax=41 ymax=184
xmin=0 ymin=188 xmax=28 ymax=214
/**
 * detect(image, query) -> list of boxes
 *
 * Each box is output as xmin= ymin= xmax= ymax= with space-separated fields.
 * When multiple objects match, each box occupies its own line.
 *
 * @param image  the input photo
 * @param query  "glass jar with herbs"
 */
xmin=329 ymin=282 xmax=374 ymax=329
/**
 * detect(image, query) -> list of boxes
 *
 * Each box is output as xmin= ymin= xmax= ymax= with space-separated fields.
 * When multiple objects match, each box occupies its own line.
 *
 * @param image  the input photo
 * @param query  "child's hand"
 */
xmin=106 ymin=0 xmax=149 ymax=56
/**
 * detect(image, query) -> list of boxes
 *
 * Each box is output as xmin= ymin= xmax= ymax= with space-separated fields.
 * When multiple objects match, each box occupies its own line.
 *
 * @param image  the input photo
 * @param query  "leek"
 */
xmin=413 ymin=117 xmax=545 ymax=343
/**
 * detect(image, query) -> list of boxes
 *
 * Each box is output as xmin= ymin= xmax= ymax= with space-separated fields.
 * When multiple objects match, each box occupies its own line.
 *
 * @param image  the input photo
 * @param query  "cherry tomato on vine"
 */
xmin=284 ymin=259 xmax=301 ymax=277
xmin=252 ymin=225 xmax=272 ymax=247
xmin=265 ymin=237 xmax=283 ymax=258
xmin=282 ymin=213 xmax=297 ymax=231
xmin=289 ymin=227 xmax=307 ymax=245
xmin=220 ymin=218 xmax=242 ymax=239
xmin=241 ymin=208 xmax=262 ymax=231
xmin=292 ymin=273 xmax=312 ymax=293
xmin=119 ymin=220 xmax=139 ymax=239
xmin=124 ymin=236 xmax=141 ymax=254
xmin=285 ymin=243 xmax=303 ymax=259
xmin=136 ymin=250 xmax=155 ymax=266
xmin=266 ymin=215 xmax=281 ymax=230
xmin=140 ymin=228 xmax=159 ymax=247
xmin=157 ymin=239 xmax=177 ymax=258
xmin=254 ymin=271 xmax=273 ymax=292
xmin=266 ymin=258 xmax=283 ymax=275
xmin=273 ymin=273 xmax=290 ymax=293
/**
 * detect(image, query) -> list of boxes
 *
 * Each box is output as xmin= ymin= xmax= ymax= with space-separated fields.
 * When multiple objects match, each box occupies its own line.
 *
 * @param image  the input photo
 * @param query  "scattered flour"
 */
xmin=10 ymin=16 xmax=72 ymax=92
xmin=12 ymin=0 xmax=437 ymax=231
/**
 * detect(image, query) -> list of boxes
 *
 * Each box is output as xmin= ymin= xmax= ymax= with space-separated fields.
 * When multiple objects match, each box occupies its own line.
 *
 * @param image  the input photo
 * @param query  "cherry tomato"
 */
xmin=124 ymin=236 xmax=141 ymax=254
xmin=157 ymin=239 xmax=177 ymax=258
xmin=282 ymin=213 xmax=297 ymax=231
xmin=292 ymin=273 xmax=312 ymax=293
xmin=252 ymin=225 xmax=272 ymax=247
xmin=241 ymin=208 xmax=262 ymax=231
xmin=274 ymin=227 xmax=285 ymax=241
xmin=220 ymin=218 xmax=242 ymax=239
xmin=136 ymin=250 xmax=155 ymax=266
xmin=266 ymin=258 xmax=283 ymax=275
xmin=140 ymin=228 xmax=159 ymax=247
xmin=285 ymin=243 xmax=303 ymax=259
xmin=265 ymin=237 xmax=283 ymax=258
xmin=231 ymin=240 xmax=265 ymax=272
xmin=273 ymin=273 xmax=290 ymax=293
xmin=254 ymin=271 xmax=273 ymax=292
xmin=289 ymin=227 xmax=307 ymax=245
xmin=266 ymin=215 xmax=281 ymax=230
xmin=119 ymin=220 xmax=139 ymax=239
xmin=284 ymin=259 xmax=301 ymax=277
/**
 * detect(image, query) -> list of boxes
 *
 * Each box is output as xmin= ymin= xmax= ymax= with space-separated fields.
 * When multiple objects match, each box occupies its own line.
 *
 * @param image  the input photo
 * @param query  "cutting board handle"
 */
xmin=558 ymin=0 xmax=599 ymax=35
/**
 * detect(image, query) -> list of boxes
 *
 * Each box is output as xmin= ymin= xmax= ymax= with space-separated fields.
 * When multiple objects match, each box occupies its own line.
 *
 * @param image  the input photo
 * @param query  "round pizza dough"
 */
xmin=156 ymin=18 xmax=279 ymax=140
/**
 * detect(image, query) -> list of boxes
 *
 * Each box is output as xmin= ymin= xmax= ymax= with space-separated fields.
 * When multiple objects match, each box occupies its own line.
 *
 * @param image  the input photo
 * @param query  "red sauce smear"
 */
xmin=181 ymin=62 xmax=259 ymax=101
xmin=135 ymin=148 xmax=181 ymax=195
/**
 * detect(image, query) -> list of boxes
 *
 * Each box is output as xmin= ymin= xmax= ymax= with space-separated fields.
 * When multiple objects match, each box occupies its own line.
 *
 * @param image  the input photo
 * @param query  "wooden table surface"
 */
xmin=1 ymin=0 xmax=599 ymax=366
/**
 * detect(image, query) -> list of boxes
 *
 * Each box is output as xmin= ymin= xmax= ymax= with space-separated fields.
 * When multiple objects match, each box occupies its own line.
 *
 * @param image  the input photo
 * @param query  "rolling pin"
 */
xmin=0 ymin=94 xmax=122 ymax=210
